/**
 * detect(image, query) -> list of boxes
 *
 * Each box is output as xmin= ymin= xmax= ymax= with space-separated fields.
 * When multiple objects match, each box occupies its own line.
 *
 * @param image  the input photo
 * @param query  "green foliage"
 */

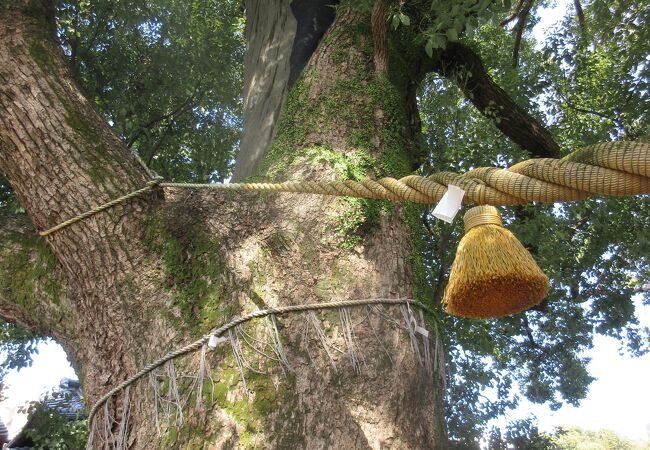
xmin=22 ymin=401 xmax=87 ymax=450
xmin=386 ymin=0 xmax=513 ymax=56
xmin=0 ymin=323 xmax=39 ymax=380
xmin=416 ymin=3 xmax=650 ymax=443
xmin=552 ymin=427 xmax=650 ymax=450
xmin=55 ymin=0 xmax=244 ymax=182
xmin=0 ymin=176 xmax=23 ymax=213
xmin=487 ymin=424 xmax=650 ymax=450
xmin=541 ymin=0 xmax=649 ymax=144
xmin=487 ymin=419 xmax=556 ymax=450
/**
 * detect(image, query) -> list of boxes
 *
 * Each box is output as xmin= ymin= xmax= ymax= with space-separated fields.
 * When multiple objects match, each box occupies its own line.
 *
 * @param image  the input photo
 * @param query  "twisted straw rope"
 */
xmin=39 ymin=178 xmax=163 ymax=237
xmin=86 ymin=298 xmax=429 ymax=427
xmin=41 ymin=141 xmax=650 ymax=237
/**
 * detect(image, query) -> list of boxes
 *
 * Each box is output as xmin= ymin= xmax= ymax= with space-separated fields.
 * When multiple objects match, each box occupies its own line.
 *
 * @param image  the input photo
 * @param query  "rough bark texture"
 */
xmin=236 ymin=8 xmax=559 ymax=180
xmin=1 ymin=1 xmax=447 ymax=448
xmin=371 ymin=0 xmax=389 ymax=73
xmin=0 ymin=0 xmax=171 ymax=386
xmin=0 ymin=3 xmax=184 ymax=447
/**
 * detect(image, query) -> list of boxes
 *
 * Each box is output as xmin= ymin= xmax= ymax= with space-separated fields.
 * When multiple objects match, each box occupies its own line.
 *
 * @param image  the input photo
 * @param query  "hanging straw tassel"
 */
xmin=443 ymin=205 xmax=549 ymax=318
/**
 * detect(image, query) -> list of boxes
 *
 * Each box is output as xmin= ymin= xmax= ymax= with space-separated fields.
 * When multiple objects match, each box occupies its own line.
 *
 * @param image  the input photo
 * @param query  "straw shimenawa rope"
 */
xmin=40 ymin=141 xmax=650 ymax=236
xmin=39 ymin=178 xmax=163 ymax=237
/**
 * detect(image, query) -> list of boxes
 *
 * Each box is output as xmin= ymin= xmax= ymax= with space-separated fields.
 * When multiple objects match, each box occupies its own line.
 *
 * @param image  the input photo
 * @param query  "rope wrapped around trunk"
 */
xmin=40 ymin=141 xmax=650 ymax=236
xmin=85 ymin=298 xmax=431 ymax=432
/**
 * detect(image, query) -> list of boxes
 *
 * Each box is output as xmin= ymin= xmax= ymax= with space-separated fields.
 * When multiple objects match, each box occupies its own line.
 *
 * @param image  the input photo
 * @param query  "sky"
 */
xmin=485 ymin=297 xmax=650 ymax=443
xmin=1 ymin=0 xmax=649 ymax=444
xmin=0 ymin=341 xmax=77 ymax=438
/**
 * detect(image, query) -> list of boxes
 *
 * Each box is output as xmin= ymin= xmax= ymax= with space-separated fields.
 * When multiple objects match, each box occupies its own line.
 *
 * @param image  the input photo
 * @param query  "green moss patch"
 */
xmin=142 ymin=214 xmax=233 ymax=334
xmin=0 ymin=231 xmax=60 ymax=312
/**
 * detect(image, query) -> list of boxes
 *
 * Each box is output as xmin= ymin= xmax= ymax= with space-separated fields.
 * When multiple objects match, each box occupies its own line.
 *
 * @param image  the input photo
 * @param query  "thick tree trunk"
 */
xmin=1 ymin=1 xmax=446 ymax=448
xmin=234 ymin=0 xmax=297 ymax=181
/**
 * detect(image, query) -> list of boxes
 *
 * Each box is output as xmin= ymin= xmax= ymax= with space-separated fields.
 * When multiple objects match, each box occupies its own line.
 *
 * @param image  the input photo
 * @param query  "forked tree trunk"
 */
xmin=0 ymin=1 xmax=447 ymax=448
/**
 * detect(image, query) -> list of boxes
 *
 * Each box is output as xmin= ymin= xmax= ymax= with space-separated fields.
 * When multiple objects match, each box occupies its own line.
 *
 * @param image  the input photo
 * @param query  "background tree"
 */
xmin=488 ymin=424 xmax=650 ymax=450
xmin=1 ymin=0 xmax=648 ymax=448
xmin=551 ymin=427 xmax=650 ymax=450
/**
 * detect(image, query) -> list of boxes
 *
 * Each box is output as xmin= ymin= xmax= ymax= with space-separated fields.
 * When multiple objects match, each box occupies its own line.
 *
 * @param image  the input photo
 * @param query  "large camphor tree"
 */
xmin=1 ymin=0 xmax=648 ymax=448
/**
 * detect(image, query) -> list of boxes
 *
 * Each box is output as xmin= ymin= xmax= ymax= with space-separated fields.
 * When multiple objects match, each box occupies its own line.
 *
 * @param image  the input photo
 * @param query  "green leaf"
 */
xmin=425 ymin=39 xmax=434 ymax=57
xmin=392 ymin=14 xmax=400 ymax=30
xmin=446 ymin=27 xmax=459 ymax=42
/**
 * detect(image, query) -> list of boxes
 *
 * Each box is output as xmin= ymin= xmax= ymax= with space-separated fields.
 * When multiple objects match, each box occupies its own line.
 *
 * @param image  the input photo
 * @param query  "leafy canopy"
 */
xmin=417 ymin=0 xmax=649 ymax=444
xmin=56 ymin=0 xmax=245 ymax=182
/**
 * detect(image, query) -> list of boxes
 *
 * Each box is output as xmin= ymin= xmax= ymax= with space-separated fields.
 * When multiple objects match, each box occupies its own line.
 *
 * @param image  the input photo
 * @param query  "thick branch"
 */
xmin=573 ymin=0 xmax=586 ymax=30
xmin=431 ymin=43 xmax=560 ymax=158
xmin=233 ymin=0 xmax=297 ymax=181
xmin=500 ymin=0 xmax=526 ymax=27
xmin=234 ymin=0 xmax=339 ymax=180
xmin=371 ymin=0 xmax=389 ymax=72
xmin=0 ymin=6 xmax=182 ymax=416
xmin=0 ymin=9 xmax=151 ymax=236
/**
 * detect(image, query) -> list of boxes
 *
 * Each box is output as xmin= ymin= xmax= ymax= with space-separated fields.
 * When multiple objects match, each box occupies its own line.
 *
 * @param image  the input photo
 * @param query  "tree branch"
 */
xmin=573 ymin=0 xmax=586 ymax=30
xmin=500 ymin=0 xmax=526 ymax=27
xmin=0 ymin=7 xmax=152 ymax=235
xmin=125 ymin=92 xmax=199 ymax=148
xmin=512 ymin=0 xmax=535 ymax=68
xmin=423 ymin=215 xmax=453 ymax=306
xmin=430 ymin=42 xmax=560 ymax=158
xmin=563 ymin=99 xmax=624 ymax=129
xmin=522 ymin=312 xmax=538 ymax=347
xmin=0 ymin=5 xmax=167 ymax=356
xmin=371 ymin=0 xmax=389 ymax=73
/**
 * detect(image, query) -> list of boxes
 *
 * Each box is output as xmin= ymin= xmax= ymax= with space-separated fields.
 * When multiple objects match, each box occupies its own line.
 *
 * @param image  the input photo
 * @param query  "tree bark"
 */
xmin=1 ymin=2 xmax=446 ymax=449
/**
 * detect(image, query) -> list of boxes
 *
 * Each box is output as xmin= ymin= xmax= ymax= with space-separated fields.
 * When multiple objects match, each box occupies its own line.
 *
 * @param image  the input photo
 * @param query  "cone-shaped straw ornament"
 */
xmin=443 ymin=206 xmax=549 ymax=318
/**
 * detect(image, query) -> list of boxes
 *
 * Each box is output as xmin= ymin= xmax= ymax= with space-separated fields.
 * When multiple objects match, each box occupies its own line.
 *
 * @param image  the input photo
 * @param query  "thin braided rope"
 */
xmin=41 ymin=141 xmax=650 ymax=236
xmin=86 ymin=298 xmax=430 ymax=426
xmin=39 ymin=178 xmax=163 ymax=237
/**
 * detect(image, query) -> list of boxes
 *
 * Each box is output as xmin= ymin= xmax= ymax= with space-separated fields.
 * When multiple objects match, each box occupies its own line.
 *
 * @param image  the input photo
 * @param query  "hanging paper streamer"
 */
xmin=432 ymin=184 xmax=465 ymax=223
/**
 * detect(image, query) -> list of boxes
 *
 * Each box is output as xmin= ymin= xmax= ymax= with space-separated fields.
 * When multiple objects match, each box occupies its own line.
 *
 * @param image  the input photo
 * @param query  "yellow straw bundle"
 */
xmin=443 ymin=206 xmax=549 ymax=318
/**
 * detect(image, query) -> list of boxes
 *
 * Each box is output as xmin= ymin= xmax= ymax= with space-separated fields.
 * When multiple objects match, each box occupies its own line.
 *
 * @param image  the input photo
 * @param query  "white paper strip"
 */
xmin=432 ymin=184 xmax=465 ymax=223
xmin=415 ymin=325 xmax=429 ymax=338
xmin=207 ymin=334 xmax=227 ymax=349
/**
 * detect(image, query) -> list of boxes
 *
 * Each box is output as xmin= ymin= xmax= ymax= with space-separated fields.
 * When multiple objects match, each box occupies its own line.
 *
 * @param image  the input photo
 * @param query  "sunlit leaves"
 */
xmin=541 ymin=0 xmax=649 ymax=144
xmin=0 ymin=323 xmax=39 ymax=380
xmin=387 ymin=0 xmax=513 ymax=56
xmin=56 ymin=0 xmax=244 ymax=182
xmin=417 ymin=2 xmax=650 ymax=443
